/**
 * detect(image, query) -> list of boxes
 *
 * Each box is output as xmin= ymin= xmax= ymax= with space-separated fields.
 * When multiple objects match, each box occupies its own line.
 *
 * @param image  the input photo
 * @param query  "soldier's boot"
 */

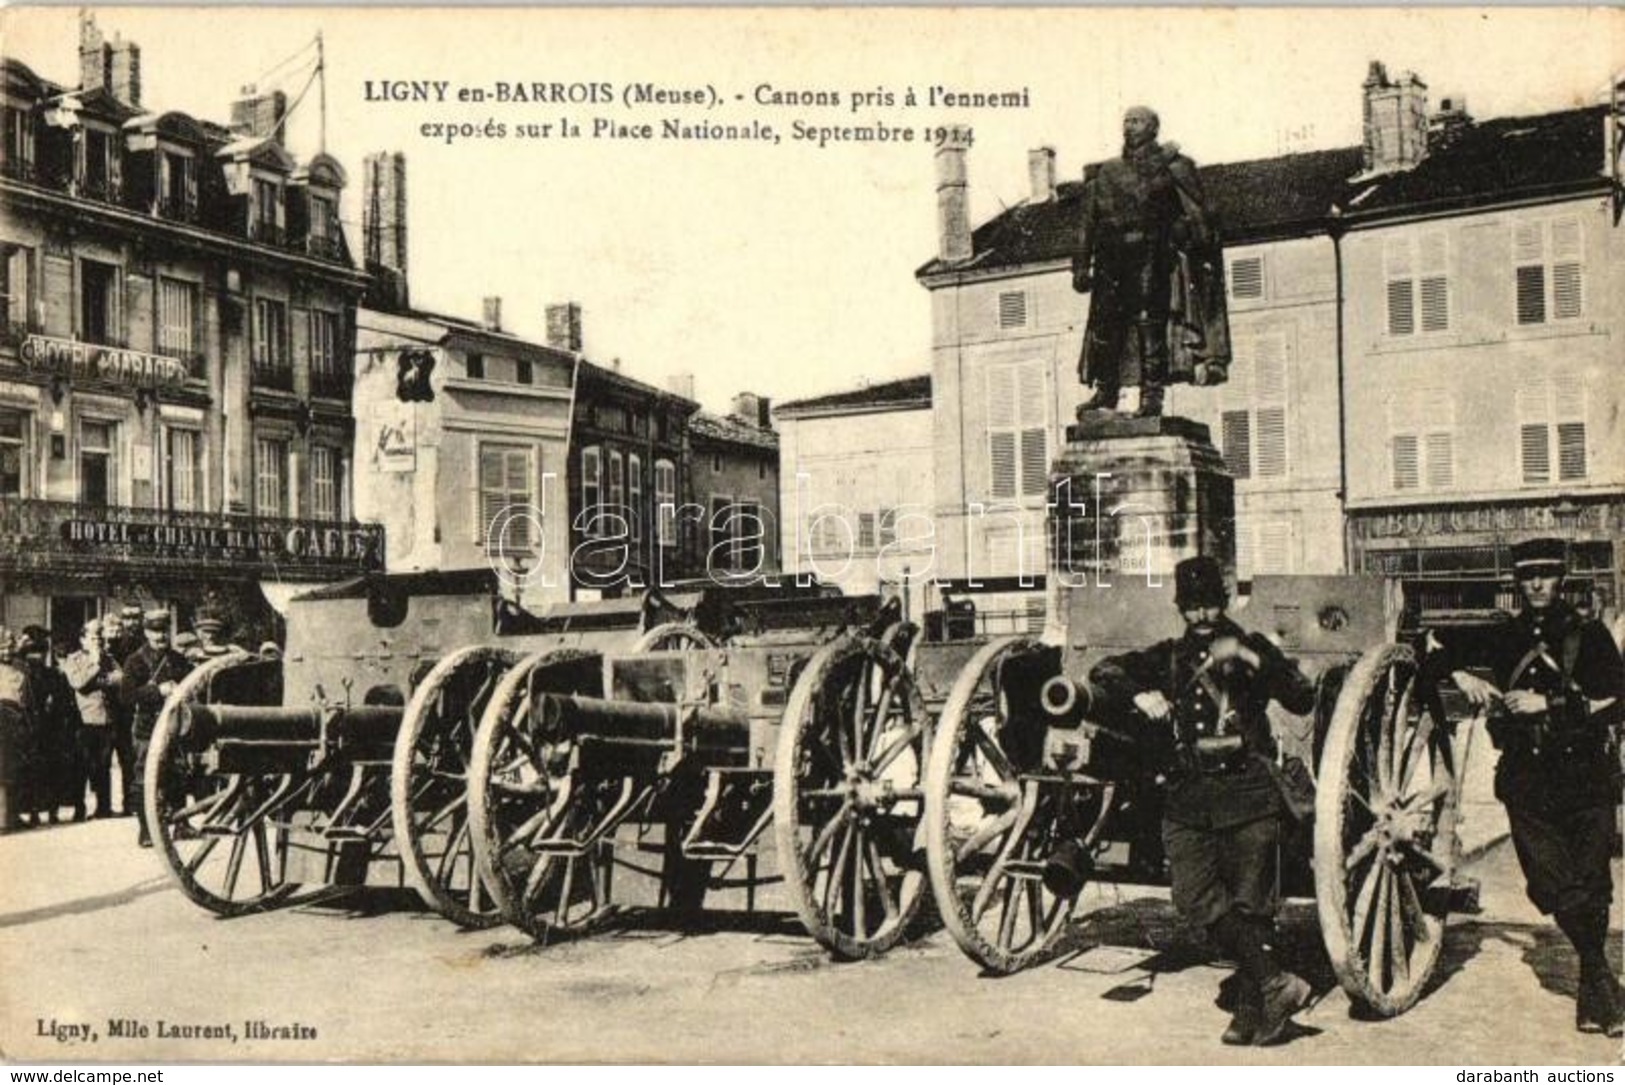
xmin=1134 ymin=385 xmax=1165 ymax=418
xmin=1077 ymin=385 xmax=1120 ymax=416
xmin=1213 ymin=912 xmax=1309 ymax=1046
xmin=1561 ymin=907 xmax=1624 ymax=1036
xmin=1221 ymin=978 xmax=1261 ymax=1046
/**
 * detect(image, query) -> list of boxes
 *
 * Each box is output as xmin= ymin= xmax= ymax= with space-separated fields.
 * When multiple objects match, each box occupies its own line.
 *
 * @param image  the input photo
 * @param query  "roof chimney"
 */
xmin=78 ymin=14 xmax=109 ymax=96
xmin=1028 ymin=146 xmax=1056 ymax=203
xmin=730 ymin=392 xmax=763 ymax=428
xmin=545 ymin=302 xmax=582 ymax=352
xmin=668 ymin=373 xmax=696 ymax=401
xmin=481 ymin=297 xmax=503 ymax=332
xmin=110 ymin=38 xmax=141 ymax=109
xmin=230 ymin=87 xmax=289 ymax=145
xmin=1360 ymin=60 xmax=1429 ymax=176
xmin=362 ymin=152 xmax=409 ymax=311
xmin=1428 ymin=94 xmax=1472 ymax=151
xmin=935 ymin=139 xmax=972 ymax=264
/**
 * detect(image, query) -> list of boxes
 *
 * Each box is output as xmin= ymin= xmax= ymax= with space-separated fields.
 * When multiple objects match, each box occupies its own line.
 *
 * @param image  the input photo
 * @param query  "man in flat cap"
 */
xmin=63 ymin=618 xmax=122 ymax=819
xmin=119 ymin=610 xmax=192 ymax=848
xmin=1072 ymin=106 xmax=1230 ymax=419
xmin=1426 ymin=538 xmax=1625 ymax=1036
xmin=1068 ymin=556 xmax=1316 ymax=1045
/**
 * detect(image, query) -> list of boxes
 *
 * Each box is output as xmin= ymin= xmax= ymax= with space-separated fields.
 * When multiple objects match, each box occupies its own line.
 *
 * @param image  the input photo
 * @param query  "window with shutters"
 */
xmin=736 ymin=501 xmax=764 ymax=571
xmin=1237 ymin=521 xmax=1293 ymax=579
xmin=311 ymin=445 xmax=338 ymax=521
xmin=1388 ymin=389 xmax=1454 ymax=492
xmin=79 ymin=259 xmax=121 ymax=346
xmin=654 ymin=459 xmax=677 ymax=547
xmin=2 ymin=245 xmax=35 ymax=339
xmin=627 ymin=453 xmax=643 ymax=549
xmin=857 ymin=512 xmax=876 ymax=551
xmin=709 ymin=495 xmax=733 ymax=569
xmin=157 ymin=278 xmax=196 ymax=360
xmin=478 ymin=443 xmax=534 ymax=550
xmin=0 ymin=409 xmax=27 ymax=497
xmin=161 ymin=151 xmax=197 ymax=221
xmin=986 ymin=361 xmax=1048 ymax=500
xmin=1384 ymin=232 xmax=1450 ymax=336
xmin=254 ymin=437 xmax=287 ymax=516
xmin=1513 ymin=218 xmax=1583 ymax=326
xmin=606 ymin=449 xmax=625 ymax=537
xmin=1229 ymin=255 xmax=1264 ymax=300
xmin=878 ymin=507 xmax=898 ymax=549
xmin=166 ymin=427 xmax=203 ymax=513
xmin=1517 ymin=377 xmax=1586 ymax=484
xmin=997 ymin=290 xmax=1028 ymax=329
xmin=581 ymin=446 xmax=602 ymax=536
xmin=252 ymin=298 xmax=289 ymax=387
xmin=1218 ymin=333 xmax=1288 ymax=481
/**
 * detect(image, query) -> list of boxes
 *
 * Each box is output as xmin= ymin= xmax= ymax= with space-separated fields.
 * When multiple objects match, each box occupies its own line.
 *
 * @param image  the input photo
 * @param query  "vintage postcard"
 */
xmin=0 ymin=4 xmax=1622 ymax=1066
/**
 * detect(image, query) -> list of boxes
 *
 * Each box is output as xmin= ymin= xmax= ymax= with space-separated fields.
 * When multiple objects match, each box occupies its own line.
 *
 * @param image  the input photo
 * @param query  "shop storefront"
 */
xmin=1348 ymin=496 xmax=1623 ymax=629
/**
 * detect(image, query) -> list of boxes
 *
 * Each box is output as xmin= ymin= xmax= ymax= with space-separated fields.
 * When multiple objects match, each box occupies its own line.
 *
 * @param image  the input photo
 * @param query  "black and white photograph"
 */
xmin=0 ymin=5 xmax=1621 ymax=1066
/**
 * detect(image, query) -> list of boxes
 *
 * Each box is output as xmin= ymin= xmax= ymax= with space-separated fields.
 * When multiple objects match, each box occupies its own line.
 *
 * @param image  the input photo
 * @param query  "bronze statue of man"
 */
xmin=1073 ymin=106 xmax=1231 ymax=418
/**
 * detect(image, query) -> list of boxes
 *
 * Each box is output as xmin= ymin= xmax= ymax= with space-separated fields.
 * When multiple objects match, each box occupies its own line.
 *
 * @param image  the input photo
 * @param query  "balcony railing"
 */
xmin=304 ymin=234 xmax=345 ymax=262
xmin=251 ymin=360 xmax=294 ymax=392
xmin=158 ymin=195 xmax=201 ymax=224
xmin=250 ymin=220 xmax=286 ymax=247
xmin=309 ymin=365 xmax=353 ymax=400
xmin=1 ymin=157 xmax=37 ymax=183
xmin=0 ymin=496 xmax=385 ymax=579
xmin=77 ymin=175 xmax=123 ymax=204
xmin=0 ymin=321 xmax=35 ymax=349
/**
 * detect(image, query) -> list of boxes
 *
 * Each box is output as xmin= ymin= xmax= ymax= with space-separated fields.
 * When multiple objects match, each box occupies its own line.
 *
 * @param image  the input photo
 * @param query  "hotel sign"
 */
xmin=57 ymin=517 xmax=385 ymax=571
xmin=19 ymin=334 xmax=190 ymax=390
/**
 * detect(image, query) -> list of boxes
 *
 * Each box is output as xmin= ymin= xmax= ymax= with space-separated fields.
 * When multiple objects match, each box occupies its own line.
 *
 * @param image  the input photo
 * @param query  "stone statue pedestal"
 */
xmin=1049 ymin=413 xmax=1235 ymax=592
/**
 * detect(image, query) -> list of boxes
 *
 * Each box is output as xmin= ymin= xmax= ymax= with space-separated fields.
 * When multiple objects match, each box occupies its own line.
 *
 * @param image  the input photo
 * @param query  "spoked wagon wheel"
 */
xmin=774 ymin=635 xmax=929 ymax=959
xmin=1315 ymin=641 xmax=1464 ymax=1016
xmin=924 ymin=636 xmax=1078 ymax=973
xmin=145 ymin=652 xmax=301 ymax=916
xmin=391 ymin=645 xmax=519 ymax=928
xmin=468 ymin=648 xmax=612 ymax=941
xmin=632 ymin=623 xmax=715 ymax=653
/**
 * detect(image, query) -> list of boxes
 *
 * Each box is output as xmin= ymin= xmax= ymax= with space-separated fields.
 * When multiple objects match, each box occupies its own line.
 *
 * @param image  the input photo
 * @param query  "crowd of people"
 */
xmin=0 ymin=605 xmax=281 ymax=844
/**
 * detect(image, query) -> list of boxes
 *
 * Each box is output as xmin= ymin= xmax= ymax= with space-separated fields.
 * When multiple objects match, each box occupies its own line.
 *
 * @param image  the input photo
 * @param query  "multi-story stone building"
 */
xmin=1336 ymin=72 xmax=1623 ymax=619
xmin=689 ymin=392 xmax=780 ymax=581
xmin=775 ymin=374 xmax=934 ymax=615
xmin=0 ymin=18 xmax=374 ymax=646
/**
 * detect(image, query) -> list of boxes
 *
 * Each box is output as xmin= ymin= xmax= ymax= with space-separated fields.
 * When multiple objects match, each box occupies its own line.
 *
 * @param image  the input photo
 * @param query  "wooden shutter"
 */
xmin=987 ymin=366 xmax=1017 ymax=499
xmin=1516 ymin=380 xmax=1550 ymax=484
xmin=1222 ymin=410 xmax=1251 ymax=479
xmin=1514 ymin=222 xmax=1546 ymax=325
xmin=1418 ymin=233 xmax=1449 ymax=332
xmin=1385 ymin=237 xmax=1414 ymax=336
xmin=1229 ymin=256 xmax=1263 ymax=300
xmin=1017 ymin=362 xmax=1048 ymax=497
xmin=1551 ymin=219 xmax=1582 ymax=320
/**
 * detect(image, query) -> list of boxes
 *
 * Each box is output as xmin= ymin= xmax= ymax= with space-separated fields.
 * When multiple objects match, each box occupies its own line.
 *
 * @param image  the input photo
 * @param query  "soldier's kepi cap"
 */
xmin=1510 ymin=537 xmax=1566 ymax=578
xmin=193 ymin=610 xmax=225 ymax=633
xmin=143 ymin=609 xmax=171 ymax=631
xmin=1174 ymin=555 xmax=1228 ymax=609
xmin=119 ymin=605 xmax=144 ymax=620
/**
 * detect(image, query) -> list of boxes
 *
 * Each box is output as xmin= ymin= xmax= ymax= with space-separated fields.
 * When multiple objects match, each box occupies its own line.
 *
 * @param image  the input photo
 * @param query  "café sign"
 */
xmin=20 ymin=334 xmax=189 ymax=390
xmin=58 ymin=516 xmax=384 ymax=570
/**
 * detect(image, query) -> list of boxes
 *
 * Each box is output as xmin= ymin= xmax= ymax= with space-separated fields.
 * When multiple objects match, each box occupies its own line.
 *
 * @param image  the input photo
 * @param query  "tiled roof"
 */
xmin=917 ymin=104 xmax=1608 ymax=278
xmin=1340 ymin=105 xmax=1607 ymax=221
xmin=776 ymin=374 xmax=932 ymax=416
xmin=690 ymin=411 xmax=779 ymax=451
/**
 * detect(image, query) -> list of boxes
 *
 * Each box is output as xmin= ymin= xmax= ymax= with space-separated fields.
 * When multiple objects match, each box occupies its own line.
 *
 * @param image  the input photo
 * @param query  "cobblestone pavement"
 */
xmin=0 ymin=817 xmax=1620 ymax=1064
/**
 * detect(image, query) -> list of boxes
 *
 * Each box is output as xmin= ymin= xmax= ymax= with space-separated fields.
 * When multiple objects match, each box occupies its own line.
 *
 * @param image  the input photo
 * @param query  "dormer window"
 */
xmin=161 ymin=149 xmax=197 ymax=221
xmin=79 ymin=125 xmax=119 ymax=202
xmin=2 ymin=105 xmax=35 ymax=181
xmin=252 ymin=177 xmax=282 ymax=244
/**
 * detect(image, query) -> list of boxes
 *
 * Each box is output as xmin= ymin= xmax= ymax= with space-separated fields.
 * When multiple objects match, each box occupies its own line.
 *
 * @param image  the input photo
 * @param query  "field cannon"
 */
xmin=914 ymin=573 xmax=1479 ymax=1016
xmin=465 ymin=590 xmax=933 ymax=958
xmin=142 ymin=571 xmax=851 ymax=925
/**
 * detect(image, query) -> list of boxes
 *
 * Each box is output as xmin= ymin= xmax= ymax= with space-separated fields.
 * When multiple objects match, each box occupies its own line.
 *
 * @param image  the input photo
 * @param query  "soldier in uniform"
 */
xmin=193 ymin=610 xmax=235 ymax=659
xmin=119 ymin=610 xmax=192 ymax=848
xmin=1070 ymin=556 xmax=1317 ymax=1045
xmin=108 ymin=604 xmax=144 ymax=816
xmin=1428 ymin=538 xmax=1625 ymax=1036
xmin=0 ymin=628 xmax=35 ymax=833
xmin=17 ymin=626 xmax=82 ymax=823
xmin=1072 ymin=106 xmax=1229 ymax=419
xmin=63 ymin=619 xmax=123 ymax=819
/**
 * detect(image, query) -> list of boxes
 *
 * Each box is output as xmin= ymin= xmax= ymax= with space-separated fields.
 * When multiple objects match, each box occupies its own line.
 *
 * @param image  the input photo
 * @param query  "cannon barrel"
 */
xmin=1039 ymin=675 xmax=1095 ymax=725
xmin=178 ymin=703 xmax=404 ymax=752
xmin=531 ymin=692 xmax=749 ymax=749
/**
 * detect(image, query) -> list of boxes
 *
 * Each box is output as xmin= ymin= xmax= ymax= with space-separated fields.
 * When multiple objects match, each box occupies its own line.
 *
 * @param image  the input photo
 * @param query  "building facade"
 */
xmin=0 ymin=19 xmax=374 ymax=647
xmin=689 ymin=393 xmax=781 ymax=582
xmin=1336 ymin=88 xmax=1623 ymax=620
xmin=775 ymin=375 xmax=933 ymax=616
xmin=352 ymin=299 xmax=577 ymax=610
